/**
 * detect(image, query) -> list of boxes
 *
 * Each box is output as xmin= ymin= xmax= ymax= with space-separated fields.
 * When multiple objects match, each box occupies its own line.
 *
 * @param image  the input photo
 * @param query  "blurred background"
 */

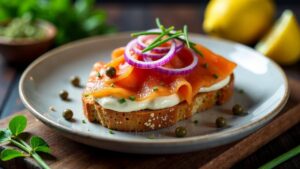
xmin=1 ymin=0 xmax=299 ymax=60
xmin=99 ymin=0 xmax=296 ymax=3
xmin=0 ymin=0 xmax=299 ymax=168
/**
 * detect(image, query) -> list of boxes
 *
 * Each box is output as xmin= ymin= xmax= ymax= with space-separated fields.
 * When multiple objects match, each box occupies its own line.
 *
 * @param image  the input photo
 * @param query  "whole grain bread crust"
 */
xmin=82 ymin=75 xmax=234 ymax=131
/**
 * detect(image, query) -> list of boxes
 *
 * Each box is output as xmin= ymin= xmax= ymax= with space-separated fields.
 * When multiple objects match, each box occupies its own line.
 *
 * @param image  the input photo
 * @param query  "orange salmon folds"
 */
xmin=87 ymin=45 xmax=236 ymax=103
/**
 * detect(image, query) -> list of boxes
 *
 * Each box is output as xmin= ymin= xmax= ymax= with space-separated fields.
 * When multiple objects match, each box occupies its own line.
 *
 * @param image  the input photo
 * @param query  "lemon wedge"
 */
xmin=203 ymin=0 xmax=275 ymax=44
xmin=255 ymin=10 xmax=300 ymax=65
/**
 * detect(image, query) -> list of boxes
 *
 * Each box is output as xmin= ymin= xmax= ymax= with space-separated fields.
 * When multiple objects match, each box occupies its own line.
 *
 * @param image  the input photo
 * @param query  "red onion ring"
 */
xmin=132 ymin=44 xmax=166 ymax=59
xmin=144 ymin=48 xmax=199 ymax=75
xmin=124 ymin=39 xmax=176 ymax=69
xmin=137 ymin=35 xmax=184 ymax=53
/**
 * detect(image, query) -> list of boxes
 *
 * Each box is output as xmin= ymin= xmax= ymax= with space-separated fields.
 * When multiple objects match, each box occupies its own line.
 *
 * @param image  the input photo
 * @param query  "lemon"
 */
xmin=203 ymin=0 xmax=275 ymax=44
xmin=255 ymin=10 xmax=300 ymax=65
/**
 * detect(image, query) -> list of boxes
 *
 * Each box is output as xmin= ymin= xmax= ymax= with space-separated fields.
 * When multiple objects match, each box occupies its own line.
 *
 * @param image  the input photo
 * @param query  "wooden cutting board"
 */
xmin=0 ymin=78 xmax=299 ymax=169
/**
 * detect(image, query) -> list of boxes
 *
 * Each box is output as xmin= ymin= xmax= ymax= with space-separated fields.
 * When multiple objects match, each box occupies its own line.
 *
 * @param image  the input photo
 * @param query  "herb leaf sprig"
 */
xmin=0 ymin=115 xmax=51 ymax=169
xmin=258 ymin=144 xmax=300 ymax=169
xmin=131 ymin=18 xmax=204 ymax=57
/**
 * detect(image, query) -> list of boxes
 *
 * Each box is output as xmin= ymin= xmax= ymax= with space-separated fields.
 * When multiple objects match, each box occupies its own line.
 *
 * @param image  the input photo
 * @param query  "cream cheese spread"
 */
xmin=96 ymin=76 xmax=230 ymax=112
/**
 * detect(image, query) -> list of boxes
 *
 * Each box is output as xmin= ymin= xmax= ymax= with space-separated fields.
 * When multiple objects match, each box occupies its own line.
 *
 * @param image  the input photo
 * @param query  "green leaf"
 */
xmin=75 ymin=0 xmax=95 ymax=17
xmin=30 ymin=136 xmax=50 ymax=154
xmin=0 ymin=129 xmax=11 ymax=143
xmin=9 ymin=115 xmax=27 ymax=136
xmin=50 ymin=0 xmax=71 ymax=11
xmin=0 ymin=148 xmax=25 ymax=161
xmin=0 ymin=8 xmax=9 ymax=21
xmin=17 ymin=0 xmax=37 ymax=16
xmin=30 ymin=136 xmax=48 ymax=148
xmin=34 ymin=146 xmax=51 ymax=154
xmin=82 ymin=14 xmax=105 ymax=33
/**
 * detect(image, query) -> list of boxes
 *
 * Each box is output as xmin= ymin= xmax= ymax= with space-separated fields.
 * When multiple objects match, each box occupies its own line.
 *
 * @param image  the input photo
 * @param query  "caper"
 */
xmin=96 ymin=72 xmax=101 ymax=78
xmin=213 ymin=74 xmax=219 ymax=79
xmin=109 ymin=130 xmax=115 ymax=134
xmin=216 ymin=117 xmax=227 ymax=128
xmin=238 ymin=89 xmax=244 ymax=94
xmin=175 ymin=126 xmax=187 ymax=137
xmin=232 ymin=104 xmax=244 ymax=115
xmin=59 ymin=90 xmax=68 ymax=100
xmin=118 ymin=98 xmax=126 ymax=104
xmin=153 ymin=86 xmax=159 ymax=92
xmin=70 ymin=76 xmax=80 ymax=87
xmin=63 ymin=109 xmax=73 ymax=121
xmin=105 ymin=67 xmax=116 ymax=78
xmin=128 ymin=96 xmax=136 ymax=101
xmin=202 ymin=63 xmax=208 ymax=69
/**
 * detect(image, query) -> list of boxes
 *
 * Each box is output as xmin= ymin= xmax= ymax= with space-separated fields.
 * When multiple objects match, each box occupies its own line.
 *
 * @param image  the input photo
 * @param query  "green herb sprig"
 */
xmin=131 ymin=18 xmax=204 ymax=57
xmin=0 ymin=115 xmax=51 ymax=169
xmin=258 ymin=144 xmax=300 ymax=169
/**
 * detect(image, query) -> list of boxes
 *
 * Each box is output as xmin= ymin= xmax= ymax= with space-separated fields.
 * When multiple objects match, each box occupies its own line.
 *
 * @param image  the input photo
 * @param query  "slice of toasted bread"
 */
xmin=82 ymin=75 xmax=234 ymax=131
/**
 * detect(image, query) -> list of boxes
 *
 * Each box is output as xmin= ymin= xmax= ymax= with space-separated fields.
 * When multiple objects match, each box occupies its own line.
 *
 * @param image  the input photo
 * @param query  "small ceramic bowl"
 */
xmin=0 ymin=19 xmax=56 ymax=66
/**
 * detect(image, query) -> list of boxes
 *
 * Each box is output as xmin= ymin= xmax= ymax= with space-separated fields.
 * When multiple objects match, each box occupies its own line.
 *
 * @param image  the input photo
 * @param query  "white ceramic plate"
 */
xmin=19 ymin=33 xmax=289 ymax=154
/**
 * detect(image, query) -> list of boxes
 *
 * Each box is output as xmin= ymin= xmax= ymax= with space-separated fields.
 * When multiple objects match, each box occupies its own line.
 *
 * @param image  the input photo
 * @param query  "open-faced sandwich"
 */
xmin=82 ymin=19 xmax=237 ymax=131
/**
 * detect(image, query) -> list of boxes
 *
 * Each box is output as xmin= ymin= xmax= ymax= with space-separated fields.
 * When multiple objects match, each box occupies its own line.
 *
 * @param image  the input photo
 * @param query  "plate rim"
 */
xmin=19 ymin=32 xmax=289 ymax=145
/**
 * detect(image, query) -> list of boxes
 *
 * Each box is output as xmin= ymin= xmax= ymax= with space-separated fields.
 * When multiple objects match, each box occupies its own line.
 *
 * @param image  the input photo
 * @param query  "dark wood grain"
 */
xmin=232 ymin=77 xmax=300 ymax=169
xmin=0 ymin=73 xmax=24 ymax=118
xmin=202 ymin=104 xmax=300 ymax=169
xmin=0 ymin=111 xmax=233 ymax=169
xmin=0 ymin=57 xmax=17 ymax=118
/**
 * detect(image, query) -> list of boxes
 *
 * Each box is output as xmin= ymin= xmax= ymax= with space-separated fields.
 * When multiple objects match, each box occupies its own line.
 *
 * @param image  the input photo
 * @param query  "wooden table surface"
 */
xmin=0 ymin=3 xmax=299 ymax=169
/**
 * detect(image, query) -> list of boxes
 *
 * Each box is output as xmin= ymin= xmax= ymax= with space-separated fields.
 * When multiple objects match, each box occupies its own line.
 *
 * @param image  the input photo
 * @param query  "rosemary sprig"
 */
xmin=132 ymin=31 xmax=200 ymax=53
xmin=150 ymin=26 xmax=174 ymax=47
xmin=142 ymin=33 xmax=183 ymax=53
xmin=191 ymin=44 xmax=204 ymax=57
xmin=131 ymin=18 xmax=203 ymax=57
xmin=183 ymin=25 xmax=190 ymax=48
xmin=156 ymin=18 xmax=163 ymax=30
xmin=131 ymin=31 xmax=161 ymax=37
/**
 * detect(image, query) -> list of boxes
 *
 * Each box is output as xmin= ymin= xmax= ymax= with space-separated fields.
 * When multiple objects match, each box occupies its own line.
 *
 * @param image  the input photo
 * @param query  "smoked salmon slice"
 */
xmin=86 ymin=44 xmax=236 ymax=104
